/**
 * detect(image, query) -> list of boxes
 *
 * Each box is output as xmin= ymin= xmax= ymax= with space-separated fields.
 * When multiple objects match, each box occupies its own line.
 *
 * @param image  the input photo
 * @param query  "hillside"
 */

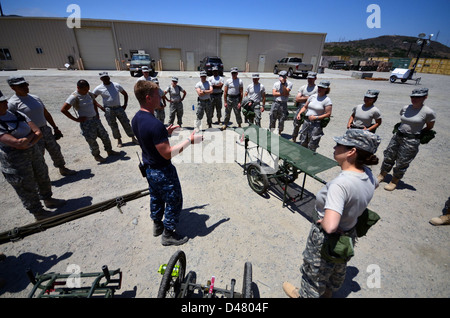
xmin=324 ymin=35 xmax=450 ymax=59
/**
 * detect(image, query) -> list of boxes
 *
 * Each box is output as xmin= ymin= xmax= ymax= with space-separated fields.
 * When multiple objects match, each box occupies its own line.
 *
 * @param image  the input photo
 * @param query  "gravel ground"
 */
xmin=0 ymin=68 xmax=448 ymax=299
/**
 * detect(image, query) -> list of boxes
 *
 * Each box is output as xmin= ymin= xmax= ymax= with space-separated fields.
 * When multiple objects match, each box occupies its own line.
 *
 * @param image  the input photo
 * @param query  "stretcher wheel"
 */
xmin=157 ymin=250 xmax=186 ymax=298
xmin=242 ymin=262 xmax=253 ymax=298
xmin=247 ymin=163 xmax=269 ymax=195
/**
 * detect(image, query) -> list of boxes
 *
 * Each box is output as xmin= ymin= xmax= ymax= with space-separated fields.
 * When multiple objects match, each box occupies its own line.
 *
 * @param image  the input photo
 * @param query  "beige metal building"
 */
xmin=0 ymin=17 xmax=326 ymax=73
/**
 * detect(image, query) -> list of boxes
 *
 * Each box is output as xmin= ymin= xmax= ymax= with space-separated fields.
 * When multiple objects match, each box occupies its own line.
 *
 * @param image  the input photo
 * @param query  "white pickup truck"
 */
xmin=273 ymin=57 xmax=313 ymax=78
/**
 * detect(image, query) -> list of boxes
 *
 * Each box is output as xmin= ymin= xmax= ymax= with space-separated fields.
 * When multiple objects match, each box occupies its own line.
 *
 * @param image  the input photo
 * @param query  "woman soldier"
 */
xmin=347 ymin=89 xmax=382 ymax=133
xmin=296 ymin=80 xmax=332 ymax=151
xmin=377 ymin=88 xmax=436 ymax=191
xmin=0 ymin=90 xmax=64 ymax=221
xmin=283 ymin=129 xmax=381 ymax=298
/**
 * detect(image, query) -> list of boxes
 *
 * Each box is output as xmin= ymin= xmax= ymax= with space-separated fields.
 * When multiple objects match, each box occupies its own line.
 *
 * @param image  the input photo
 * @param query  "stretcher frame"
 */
xmin=236 ymin=124 xmax=338 ymax=206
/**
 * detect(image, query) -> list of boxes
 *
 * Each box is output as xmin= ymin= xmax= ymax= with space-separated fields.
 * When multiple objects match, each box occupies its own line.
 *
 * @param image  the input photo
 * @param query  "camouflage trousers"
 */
xmin=146 ymin=164 xmax=182 ymax=231
xmin=104 ymin=107 xmax=135 ymax=140
xmin=211 ymin=94 xmax=223 ymax=120
xmin=299 ymin=223 xmax=348 ymax=298
xmin=224 ymin=96 xmax=242 ymax=126
xmin=247 ymin=103 xmax=263 ymax=127
xmin=36 ymin=125 xmax=66 ymax=168
xmin=380 ymin=133 xmax=420 ymax=179
xmin=80 ymin=117 xmax=112 ymax=157
xmin=269 ymin=101 xmax=287 ymax=132
xmin=169 ymin=101 xmax=183 ymax=126
xmin=196 ymin=99 xmax=213 ymax=127
xmin=298 ymin=120 xmax=323 ymax=152
xmin=155 ymin=108 xmax=165 ymax=124
xmin=0 ymin=145 xmax=52 ymax=214
xmin=291 ymin=105 xmax=304 ymax=139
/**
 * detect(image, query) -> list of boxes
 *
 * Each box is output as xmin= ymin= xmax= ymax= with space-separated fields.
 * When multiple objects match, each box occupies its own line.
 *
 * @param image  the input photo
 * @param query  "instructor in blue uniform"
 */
xmin=132 ymin=80 xmax=203 ymax=246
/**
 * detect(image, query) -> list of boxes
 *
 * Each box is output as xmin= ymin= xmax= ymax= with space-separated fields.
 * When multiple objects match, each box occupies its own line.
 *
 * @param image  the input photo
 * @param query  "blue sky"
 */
xmin=2 ymin=0 xmax=449 ymax=46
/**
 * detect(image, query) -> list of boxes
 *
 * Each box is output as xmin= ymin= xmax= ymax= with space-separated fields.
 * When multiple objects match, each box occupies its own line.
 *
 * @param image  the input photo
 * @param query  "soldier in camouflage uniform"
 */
xmin=377 ymin=88 xmax=436 ymax=191
xmin=164 ymin=76 xmax=186 ymax=127
xmin=291 ymin=72 xmax=318 ymax=142
xmin=283 ymin=129 xmax=381 ymax=298
xmin=93 ymin=72 xmax=138 ymax=148
xmin=209 ymin=66 xmax=224 ymax=124
xmin=61 ymin=80 xmax=119 ymax=163
xmin=270 ymin=70 xmax=293 ymax=135
xmin=221 ymin=67 xmax=243 ymax=130
xmin=194 ymin=71 xmax=213 ymax=129
xmin=0 ymin=90 xmax=65 ymax=221
xmin=296 ymin=80 xmax=332 ymax=151
xmin=7 ymin=76 xmax=76 ymax=176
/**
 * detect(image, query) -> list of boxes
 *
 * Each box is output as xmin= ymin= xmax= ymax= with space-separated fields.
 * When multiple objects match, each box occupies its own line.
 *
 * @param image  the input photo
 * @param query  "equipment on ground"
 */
xmin=235 ymin=124 xmax=337 ymax=206
xmin=0 ymin=189 xmax=150 ymax=245
xmin=27 ymin=265 xmax=122 ymax=298
xmin=157 ymin=250 xmax=253 ymax=298
xmin=389 ymin=68 xmax=421 ymax=84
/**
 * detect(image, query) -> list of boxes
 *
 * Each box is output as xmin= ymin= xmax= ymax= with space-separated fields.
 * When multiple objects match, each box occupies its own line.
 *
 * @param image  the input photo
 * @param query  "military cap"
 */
xmin=317 ymin=80 xmax=331 ymax=88
xmin=278 ymin=70 xmax=287 ymax=77
xmin=410 ymin=88 xmax=428 ymax=97
xmin=7 ymin=76 xmax=28 ymax=86
xmin=230 ymin=67 xmax=239 ymax=73
xmin=333 ymin=129 xmax=381 ymax=154
xmin=141 ymin=66 xmax=150 ymax=72
xmin=307 ymin=72 xmax=317 ymax=78
xmin=364 ymin=89 xmax=380 ymax=98
xmin=252 ymin=73 xmax=260 ymax=78
xmin=200 ymin=71 xmax=207 ymax=77
xmin=99 ymin=71 xmax=109 ymax=78
xmin=172 ymin=76 xmax=178 ymax=82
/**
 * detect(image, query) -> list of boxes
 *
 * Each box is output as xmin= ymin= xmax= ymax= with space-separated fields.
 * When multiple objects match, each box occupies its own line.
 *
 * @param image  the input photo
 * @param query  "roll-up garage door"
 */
xmin=160 ymin=48 xmax=182 ymax=71
xmin=220 ymin=34 xmax=248 ymax=72
xmin=75 ymin=27 xmax=117 ymax=70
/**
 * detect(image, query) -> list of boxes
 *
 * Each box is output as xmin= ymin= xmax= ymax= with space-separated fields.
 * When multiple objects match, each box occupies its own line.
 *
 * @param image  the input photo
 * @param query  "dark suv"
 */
xmin=199 ymin=56 xmax=224 ymax=76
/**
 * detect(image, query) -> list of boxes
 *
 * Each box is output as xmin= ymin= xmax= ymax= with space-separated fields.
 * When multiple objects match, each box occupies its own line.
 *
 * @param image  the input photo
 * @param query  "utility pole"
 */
xmin=409 ymin=33 xmax=433 ymax=79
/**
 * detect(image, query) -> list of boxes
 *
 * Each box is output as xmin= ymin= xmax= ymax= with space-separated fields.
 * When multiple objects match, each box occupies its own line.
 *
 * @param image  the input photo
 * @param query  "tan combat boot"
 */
xmin=384 ymin=177 xmax=400 ymax=191
xmin=429 ymin=214 xmax=450 ymax=226
xmin=282 ymin=282 xmax=300 ymax=298
xmin=377 ymin=171 xmax=387 ymax=183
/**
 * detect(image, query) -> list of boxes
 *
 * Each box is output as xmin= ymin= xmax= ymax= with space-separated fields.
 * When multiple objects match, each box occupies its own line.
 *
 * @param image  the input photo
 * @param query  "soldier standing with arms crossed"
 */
xmin=0 ymin=90 xmax=65 ymax=221
xmin=7 ymin=76 xmax=76 ymax=176
xmin=194 ymin=71 xmax=213 ymax=129
xmin=270 ymin=70 xmax=292 ymax=135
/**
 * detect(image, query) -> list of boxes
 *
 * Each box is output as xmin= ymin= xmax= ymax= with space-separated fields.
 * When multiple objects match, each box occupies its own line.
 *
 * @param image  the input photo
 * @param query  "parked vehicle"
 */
xmin=199 ymin=56 xmax=224 ymax=76
xmin=128 ymin=53 xmax=156 ymax=77
xmin=273 ymin=57 xmax=313 ymax=78
xmin=329 ymin=60 xmax=351 ymax=70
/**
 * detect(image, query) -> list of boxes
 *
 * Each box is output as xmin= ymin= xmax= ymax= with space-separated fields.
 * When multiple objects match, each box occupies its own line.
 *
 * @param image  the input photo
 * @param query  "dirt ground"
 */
xmin=0 ymin=68 xmax=448 ymax=299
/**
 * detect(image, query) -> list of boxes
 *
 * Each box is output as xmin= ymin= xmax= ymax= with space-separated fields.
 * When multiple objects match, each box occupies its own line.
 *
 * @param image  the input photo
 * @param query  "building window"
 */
xmin=36 ymin=47 xmax=43 ymax=54
xmin=0 ymin=48 xmax=12 ymax=60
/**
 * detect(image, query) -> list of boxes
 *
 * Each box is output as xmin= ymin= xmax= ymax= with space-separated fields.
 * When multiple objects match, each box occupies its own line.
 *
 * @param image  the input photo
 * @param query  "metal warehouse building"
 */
xmin=0 ymin=17 xmax=326 ymax=73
